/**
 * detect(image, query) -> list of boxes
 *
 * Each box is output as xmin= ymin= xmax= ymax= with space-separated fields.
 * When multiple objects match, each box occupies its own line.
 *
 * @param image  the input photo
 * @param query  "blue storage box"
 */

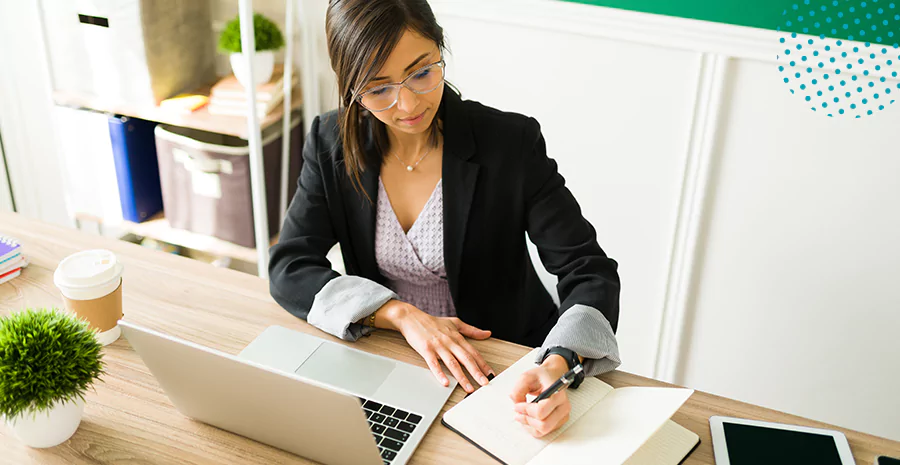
xmin=108 ymin=115 xmax=164 ymax=222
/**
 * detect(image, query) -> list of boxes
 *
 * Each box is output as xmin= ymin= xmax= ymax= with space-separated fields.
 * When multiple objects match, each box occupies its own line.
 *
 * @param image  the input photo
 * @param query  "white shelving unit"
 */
xmin=228 ymin=0 xmax=324 ymax=276
xmin=234 ymin=0 xmax=312 ymax=277
xmin=38 ymin=0 xmax=314 ymax=278
xmin=236 ymin=0 xmax=272 ymax=277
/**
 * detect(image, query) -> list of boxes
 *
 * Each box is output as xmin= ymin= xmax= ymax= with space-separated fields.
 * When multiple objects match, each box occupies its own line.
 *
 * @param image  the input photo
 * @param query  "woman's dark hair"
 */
xmin=326 ymin=0 xmax=447 ymax=192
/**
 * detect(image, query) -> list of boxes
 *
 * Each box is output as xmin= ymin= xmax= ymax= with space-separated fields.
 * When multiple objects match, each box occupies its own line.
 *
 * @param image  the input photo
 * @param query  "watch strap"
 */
xmin=541 ymin=346 xmax=585 ymax=389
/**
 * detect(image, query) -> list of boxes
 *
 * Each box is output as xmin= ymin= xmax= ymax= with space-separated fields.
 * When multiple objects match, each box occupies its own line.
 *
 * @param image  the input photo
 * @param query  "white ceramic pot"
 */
xmin=5 ymin=398 xmax=86 ymax=448
xmin=230 ymin=51 xmax=275 ymax=89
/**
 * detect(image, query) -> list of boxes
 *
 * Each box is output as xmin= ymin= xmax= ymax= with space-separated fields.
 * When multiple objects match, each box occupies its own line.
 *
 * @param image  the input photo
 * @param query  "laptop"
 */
xmin=118 ymin=321 xmax=457 ymax=465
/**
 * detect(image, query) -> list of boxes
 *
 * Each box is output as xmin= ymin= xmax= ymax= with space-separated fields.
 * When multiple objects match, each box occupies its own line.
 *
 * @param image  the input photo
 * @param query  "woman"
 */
xmin=269 ymin=0 xmax=621 ymax=438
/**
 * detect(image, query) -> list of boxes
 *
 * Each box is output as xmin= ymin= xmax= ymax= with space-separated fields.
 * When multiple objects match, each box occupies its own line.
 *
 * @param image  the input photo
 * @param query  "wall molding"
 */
xmin=426 ymin=0 xmax=898 ymax=381
xmin=653 ymin=52 xmax=730 ymax=383
xmin=431 ymin=0 xmax=899 ymax=82
xmin=431 ymin=0 xmax=782 ymax=60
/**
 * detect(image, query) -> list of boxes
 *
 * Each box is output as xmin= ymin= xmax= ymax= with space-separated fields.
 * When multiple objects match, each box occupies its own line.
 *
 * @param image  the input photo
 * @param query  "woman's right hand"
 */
xmin=375 ymin=300 xmax=494 ymax=393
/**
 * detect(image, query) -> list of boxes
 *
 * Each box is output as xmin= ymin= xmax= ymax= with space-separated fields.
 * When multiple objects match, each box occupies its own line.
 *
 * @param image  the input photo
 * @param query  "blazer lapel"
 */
xmin=443 ymin=155 xmax=478 ymax=306
xmin=441 ymin=89 xmax=479 ymax=307
xmin=344 ymin=121 xmax=385 ymax=284
xmin=352 ymin=165 xmax=382 ymax=282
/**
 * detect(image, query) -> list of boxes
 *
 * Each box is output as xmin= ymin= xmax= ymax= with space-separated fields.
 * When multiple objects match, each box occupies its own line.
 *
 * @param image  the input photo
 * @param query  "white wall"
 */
xmin=418 ymin=0 xmax=900 ymax=441
xmin=0 ymin=1 xmax=70 ymax=226
xmin=678 ymin=57 xmax=900 ymax=439
xmin=433 ymin=5 xmax=701 ymax=381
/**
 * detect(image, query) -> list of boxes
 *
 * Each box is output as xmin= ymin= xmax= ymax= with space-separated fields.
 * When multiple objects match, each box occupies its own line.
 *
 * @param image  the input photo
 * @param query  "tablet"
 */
xmin=709 ymin=416 xmax=856 ymax=465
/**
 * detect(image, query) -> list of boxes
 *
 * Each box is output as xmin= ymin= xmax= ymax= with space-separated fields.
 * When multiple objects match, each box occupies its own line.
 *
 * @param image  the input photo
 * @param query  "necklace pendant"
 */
xmin=406 ymin=165 xmax=414 ymax=172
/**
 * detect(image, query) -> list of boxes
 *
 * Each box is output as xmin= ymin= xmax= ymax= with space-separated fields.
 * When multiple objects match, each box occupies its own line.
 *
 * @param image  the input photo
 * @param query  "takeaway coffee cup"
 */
xmin=53 ymin=249 xmax=125 ymax=346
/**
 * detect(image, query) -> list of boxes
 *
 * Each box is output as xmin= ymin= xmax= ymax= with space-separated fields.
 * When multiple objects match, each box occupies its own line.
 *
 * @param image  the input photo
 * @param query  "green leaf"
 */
xmin=0 ymin=308 xmax=104 ymax=418
xmin=218 ymin=13 xmax=285 ymax=54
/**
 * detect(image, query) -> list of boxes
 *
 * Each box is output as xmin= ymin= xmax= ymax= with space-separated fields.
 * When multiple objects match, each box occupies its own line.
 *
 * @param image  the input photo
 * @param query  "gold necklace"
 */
xmin=391 ymin=145 xmax=434 ymax=172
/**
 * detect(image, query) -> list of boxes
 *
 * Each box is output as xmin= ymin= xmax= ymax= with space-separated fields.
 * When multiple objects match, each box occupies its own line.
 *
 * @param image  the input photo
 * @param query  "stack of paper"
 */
xmin=0 ymin=235 xmax=27 ymax=285
xmin=207 ymin=64 xmax=298 ymax=117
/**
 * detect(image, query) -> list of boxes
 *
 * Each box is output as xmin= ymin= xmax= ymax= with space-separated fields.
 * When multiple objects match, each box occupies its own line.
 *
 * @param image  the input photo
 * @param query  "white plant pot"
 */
xmin=230 ymin=51 xmax=275 ymax=89
xmin=5 ymin=397 xmax=86 ymax=448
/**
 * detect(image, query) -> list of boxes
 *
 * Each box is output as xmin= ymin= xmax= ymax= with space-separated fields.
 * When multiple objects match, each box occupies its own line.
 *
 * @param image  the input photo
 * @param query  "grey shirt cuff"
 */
xmin=307 ymin=276 xmax=399 ymax=341
xmin=535 ymin=304 xmax=621 ymax=377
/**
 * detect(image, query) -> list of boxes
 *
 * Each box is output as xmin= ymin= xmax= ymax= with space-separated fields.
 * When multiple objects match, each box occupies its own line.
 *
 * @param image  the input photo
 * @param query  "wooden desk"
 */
xmin=1 ymin=211 xmax=898 ymax=464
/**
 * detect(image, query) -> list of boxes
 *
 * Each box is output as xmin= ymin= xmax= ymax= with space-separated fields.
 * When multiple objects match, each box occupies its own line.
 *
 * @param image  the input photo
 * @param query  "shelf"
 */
xmin=53 ymin=82 xmax=303 ymax=139
xmin=75 ymin=212 xmax=278 ymax=264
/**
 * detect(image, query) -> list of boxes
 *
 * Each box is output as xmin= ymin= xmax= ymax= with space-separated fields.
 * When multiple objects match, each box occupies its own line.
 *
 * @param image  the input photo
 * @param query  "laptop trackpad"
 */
xmin=294 ymin=343 xmax=396 ymax=397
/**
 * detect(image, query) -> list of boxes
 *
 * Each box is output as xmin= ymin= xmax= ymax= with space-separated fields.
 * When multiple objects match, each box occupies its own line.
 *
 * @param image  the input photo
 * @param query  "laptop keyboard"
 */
xmin=359 ymin=397 xmax=422 ymax=464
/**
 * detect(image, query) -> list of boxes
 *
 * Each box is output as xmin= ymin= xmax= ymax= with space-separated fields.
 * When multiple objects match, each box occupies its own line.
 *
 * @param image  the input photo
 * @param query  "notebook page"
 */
xmin=442 ymin=348 xmax=614 ymax=465
xmin=622 ymin=420 xmax=700 ymax=465
xmin=528 ymin=387 xmax=693 ymax=465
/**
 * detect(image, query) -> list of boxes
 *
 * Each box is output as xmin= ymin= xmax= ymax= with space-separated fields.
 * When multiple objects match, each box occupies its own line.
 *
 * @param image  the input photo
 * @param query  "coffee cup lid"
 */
xmin=54 ymin=249 xmax=124 ymax=290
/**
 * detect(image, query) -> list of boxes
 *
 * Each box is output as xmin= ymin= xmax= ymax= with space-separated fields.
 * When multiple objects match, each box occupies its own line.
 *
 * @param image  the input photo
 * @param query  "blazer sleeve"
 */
xmin=521 ymin=117 xmax=623 ymax=376
xmin=269 ymin=116 xmax=398 ymax=341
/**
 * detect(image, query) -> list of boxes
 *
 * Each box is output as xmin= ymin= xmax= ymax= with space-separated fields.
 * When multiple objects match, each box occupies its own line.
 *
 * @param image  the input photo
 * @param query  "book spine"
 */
xmin=0 ymin=253 xmax=22 ymax=267
xmin=0 ymin=265 xmax=22 ymax=278
xmin=108 ymin=116 xmax=138 ymax=222
xmin=0 ymin=268 xmax=22 ymax=285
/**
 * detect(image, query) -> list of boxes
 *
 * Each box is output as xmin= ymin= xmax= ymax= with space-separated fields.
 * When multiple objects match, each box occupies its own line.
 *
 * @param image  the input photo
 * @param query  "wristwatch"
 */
xmin=363 ymin=308 xmax=378 ymax=328
xmin=540 ymin=346 xmax=585 ymax=389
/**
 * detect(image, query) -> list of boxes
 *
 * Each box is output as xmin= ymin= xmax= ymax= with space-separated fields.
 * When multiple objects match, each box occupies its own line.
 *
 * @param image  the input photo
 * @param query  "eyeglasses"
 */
xmin=356 ymin=60 xmax=445 ymax=112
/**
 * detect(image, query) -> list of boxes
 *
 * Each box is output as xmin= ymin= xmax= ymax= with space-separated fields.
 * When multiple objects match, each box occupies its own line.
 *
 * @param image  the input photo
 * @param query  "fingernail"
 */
xmin=479 ymin=376 xmax=489 ymax=385
xmin=487 ymin=373 xmax=495 ymax=381
xmin=466 ymin=384 xmax=473 ymax=392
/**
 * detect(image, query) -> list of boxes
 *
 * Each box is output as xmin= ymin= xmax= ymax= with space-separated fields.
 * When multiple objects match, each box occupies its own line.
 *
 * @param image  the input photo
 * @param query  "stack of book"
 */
xmin=0 ymin=235 xmax=27 ymax=285
xmin=207 ymin=64 xmax=298 ymax=117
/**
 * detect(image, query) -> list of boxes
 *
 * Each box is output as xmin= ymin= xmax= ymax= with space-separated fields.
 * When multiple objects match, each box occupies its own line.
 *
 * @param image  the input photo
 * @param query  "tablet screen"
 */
xmin=723 ymin=422 xmax=844 ymax=465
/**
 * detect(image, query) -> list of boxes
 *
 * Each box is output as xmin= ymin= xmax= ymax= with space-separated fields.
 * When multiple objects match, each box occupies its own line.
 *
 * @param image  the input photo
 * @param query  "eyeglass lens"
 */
xmin=360 ymin=63 xmax=444 ymax=112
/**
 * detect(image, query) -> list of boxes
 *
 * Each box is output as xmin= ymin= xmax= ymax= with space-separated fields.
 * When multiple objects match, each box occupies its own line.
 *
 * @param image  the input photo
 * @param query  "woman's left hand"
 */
xmin=509 ymin=357 xmax=573 ymax=438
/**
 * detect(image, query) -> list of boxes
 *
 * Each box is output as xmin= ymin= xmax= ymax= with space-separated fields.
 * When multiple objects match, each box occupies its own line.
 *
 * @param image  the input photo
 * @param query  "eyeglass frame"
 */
xmin=355 ymin=59 xmax=446 ymax=112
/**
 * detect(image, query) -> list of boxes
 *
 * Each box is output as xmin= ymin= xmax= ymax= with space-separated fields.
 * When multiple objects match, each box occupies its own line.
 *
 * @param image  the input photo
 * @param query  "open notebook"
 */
xmin=442 ymin=349 xmax=700 ymax=465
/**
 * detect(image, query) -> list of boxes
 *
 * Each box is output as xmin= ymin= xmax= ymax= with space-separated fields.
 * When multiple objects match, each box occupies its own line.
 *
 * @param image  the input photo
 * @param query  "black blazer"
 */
xmin=269 ymin=87 xmax=620 ymax=348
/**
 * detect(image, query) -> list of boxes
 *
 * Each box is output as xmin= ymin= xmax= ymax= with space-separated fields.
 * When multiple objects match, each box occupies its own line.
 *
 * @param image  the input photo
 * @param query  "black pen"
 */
xmin=531 ymin=364 xmax=583 ymax=403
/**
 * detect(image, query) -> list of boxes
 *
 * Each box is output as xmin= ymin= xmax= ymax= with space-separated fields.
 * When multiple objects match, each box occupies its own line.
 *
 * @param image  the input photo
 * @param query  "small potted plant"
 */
xmin=219 ymin=13 xmax=285 ymax=89
xmin=0 ymin=308 xmax=104 ymax=448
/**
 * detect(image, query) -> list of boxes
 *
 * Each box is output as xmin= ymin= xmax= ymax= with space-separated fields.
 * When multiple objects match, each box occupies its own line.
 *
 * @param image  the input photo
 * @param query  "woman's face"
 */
xmin=360 ymin=29 xmax=444 ymax=137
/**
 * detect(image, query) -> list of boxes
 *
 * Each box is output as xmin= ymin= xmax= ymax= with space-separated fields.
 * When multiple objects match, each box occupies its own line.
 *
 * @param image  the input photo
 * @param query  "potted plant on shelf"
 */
xmin=219 ymin=13 xmax=285 ymax=89
xmin=0 ymin=308 xmax=105 ymax=448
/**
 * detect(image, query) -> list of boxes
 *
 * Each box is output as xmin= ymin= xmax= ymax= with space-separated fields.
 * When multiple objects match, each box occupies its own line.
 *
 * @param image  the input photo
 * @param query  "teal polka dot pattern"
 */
xmin=778 ymin=0 xmax=900 ymax=117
